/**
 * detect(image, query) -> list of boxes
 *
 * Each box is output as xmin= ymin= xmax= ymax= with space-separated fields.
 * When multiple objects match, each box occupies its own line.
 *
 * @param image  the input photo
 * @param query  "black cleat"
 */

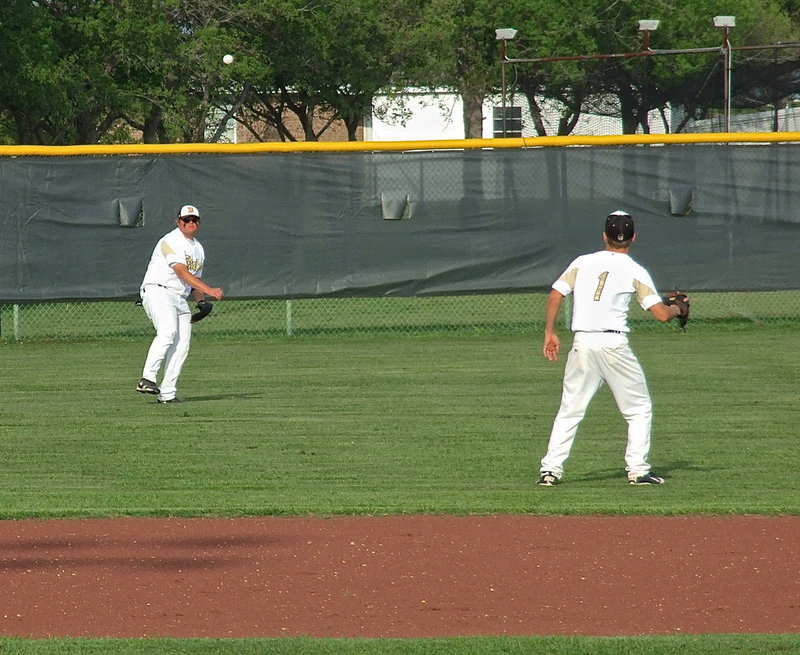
xmin=629 ymin=472 xmax=665 ymax=485
xmin=136 ymin=378 xmax=160 ymax=395
xmin=537 ymin=471 xmax=560 ymax=486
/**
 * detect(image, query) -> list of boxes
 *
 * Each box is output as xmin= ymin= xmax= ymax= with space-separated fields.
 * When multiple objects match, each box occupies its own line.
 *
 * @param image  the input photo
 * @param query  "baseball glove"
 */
xmin=191 ymin=299 xmax=213 ymax=323
xmin=662 ymin=290 xmax=690 ymax=329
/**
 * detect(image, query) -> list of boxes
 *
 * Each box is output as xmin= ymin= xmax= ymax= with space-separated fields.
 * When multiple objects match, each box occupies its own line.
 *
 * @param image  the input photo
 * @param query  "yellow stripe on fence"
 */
xmin=3 ymin=131 xmax=800 ymax=156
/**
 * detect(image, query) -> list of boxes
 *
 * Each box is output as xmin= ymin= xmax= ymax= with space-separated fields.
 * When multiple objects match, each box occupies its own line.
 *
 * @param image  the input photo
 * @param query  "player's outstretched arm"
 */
xmin=649 ymin=301 xmax=680 ymax=322
xmin=172 ymin=263 xmax=224 ymax=300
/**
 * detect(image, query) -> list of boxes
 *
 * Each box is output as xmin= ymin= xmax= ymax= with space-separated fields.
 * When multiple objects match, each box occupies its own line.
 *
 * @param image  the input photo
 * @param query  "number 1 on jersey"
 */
xmin=594 ymin=271 xmax=609 ymax=301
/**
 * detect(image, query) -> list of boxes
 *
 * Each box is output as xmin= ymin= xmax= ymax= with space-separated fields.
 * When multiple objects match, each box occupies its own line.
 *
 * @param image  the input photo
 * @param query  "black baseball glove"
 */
xmin=662 ymin=290 xmax=690 ymax=329
xmin=190 ymin=299 xmax=213 ymax=323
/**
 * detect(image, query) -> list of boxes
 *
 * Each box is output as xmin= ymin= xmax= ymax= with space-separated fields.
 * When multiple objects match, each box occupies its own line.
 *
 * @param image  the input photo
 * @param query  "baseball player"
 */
xmin=136 ymin=204 xmax=223 ymax=403
xmin=538 ymin=210 xmax=683 ymax=486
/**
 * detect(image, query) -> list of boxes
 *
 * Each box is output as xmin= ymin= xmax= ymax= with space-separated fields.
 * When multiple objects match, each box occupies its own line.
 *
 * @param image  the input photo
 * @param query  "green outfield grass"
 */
xmin=0 ymin=327 xmax=797 ymax=654
xmin=0 ymin=634 xmax=798 ymax=654
xmin=0 ymin=328 xmax=797 ymax=517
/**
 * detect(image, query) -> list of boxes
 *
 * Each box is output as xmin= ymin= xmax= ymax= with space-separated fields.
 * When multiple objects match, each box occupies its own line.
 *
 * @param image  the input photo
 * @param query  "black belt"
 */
xmin=576 ymin=330 xmax=625 ymax=334
xmin=138 ymin=283 xmax=172 ymax=305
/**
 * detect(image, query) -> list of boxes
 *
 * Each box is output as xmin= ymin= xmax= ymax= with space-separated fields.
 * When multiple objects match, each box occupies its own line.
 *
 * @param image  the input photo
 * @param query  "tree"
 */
xmin=0 ymin=1 xmax=78 ymax=143
xmin=2 ymin=0 xmax=799 ymax=144
xmin=305 ymin=0 xmax=418 ymax=141
xmin=0 ymin=0 xmax=256 ymax=145
xmin=220 ymin=0 xmax=417 ymax=142
xmin=0 ymin=0 xmax=185 ymax=145
xmin=591 ymin=0 xmax=798 ymax=133
xmin=403 ymin=0 xmax=518 ymax=139
xmin=504 ymin=0 xmax=800 ymax=136
xmin=120 ymin=0 xmax=255 ymax=143
xmin=505 ymin=0 xmax=604 ymax=136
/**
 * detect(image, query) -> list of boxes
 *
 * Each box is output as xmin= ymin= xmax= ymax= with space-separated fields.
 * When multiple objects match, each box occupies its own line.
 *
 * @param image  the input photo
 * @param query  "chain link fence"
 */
xmin=3 ymin=137 xmax=800 ymax=343
xmin=1 ymin=291 xmax=797 ymax=343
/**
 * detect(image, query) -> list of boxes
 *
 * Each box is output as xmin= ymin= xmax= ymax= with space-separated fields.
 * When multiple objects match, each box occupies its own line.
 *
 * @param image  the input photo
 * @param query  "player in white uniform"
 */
xmin=538 ymin=211 xmax=682 ymax=486
xmin=136 ymin=205 xmax=224 ymax=403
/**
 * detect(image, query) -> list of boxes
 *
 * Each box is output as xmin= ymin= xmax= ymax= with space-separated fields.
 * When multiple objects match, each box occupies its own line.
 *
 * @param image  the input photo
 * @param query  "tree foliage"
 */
xmin=225 ymin=0 xmax=418 ymax=142
xmin=0 ymin=0 xmax=799 ymax=143
xmin=506 ymin=0 xmax=800 ymax=135
xmin=0 ymin=0 xmax=76 ymax=143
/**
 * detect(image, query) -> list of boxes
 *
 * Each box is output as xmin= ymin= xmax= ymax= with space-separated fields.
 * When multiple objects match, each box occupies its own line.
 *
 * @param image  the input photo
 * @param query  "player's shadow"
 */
xmin=181 ymin=392 xmax=265 ymax=402
xmin=573 ymin=460 xmax=699 ymax=483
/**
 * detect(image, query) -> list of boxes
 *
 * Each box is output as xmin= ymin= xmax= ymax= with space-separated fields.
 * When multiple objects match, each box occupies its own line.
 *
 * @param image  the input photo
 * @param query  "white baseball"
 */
xmin=223 ymin=54 xmax=234 ymax=65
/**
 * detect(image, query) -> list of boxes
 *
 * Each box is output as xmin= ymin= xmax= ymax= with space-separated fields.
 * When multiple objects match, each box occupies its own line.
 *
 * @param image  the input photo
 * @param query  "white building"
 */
xmin=366 ymin=91 xmax=670 ymax=140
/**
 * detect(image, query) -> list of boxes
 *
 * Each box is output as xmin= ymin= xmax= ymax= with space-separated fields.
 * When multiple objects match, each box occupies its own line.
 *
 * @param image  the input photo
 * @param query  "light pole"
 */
xmin=713 ymin=15 xmax=736 ymax=132
xmin=498 ymin=20 xmax=726 ymax=137
xmin=497 ymin=16 xmax=800 ymax=137
xmin=638 ymin=20 xmax=660 ymax=51
xmin=495 ymin=28 xmax=518 ymax=137
xmin=638 ymin=21 xmax=660 ymax=133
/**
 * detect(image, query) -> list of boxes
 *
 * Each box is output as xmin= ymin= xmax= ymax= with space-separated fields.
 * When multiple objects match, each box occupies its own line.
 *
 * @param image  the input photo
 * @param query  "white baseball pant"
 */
xmin=141 ymin=285 xmax=192 ymax=401
xmin=540 ymin=332 xmax=653 ymax=479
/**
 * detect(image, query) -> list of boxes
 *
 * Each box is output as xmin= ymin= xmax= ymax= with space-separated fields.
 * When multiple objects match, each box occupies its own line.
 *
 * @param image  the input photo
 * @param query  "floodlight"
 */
xmin=638 ymin=20 xmax=660 ymax=32
xmin=495 ymin=28 xmax=518 ymax=41
xmin=713 ymin=16 xmax=736 ymax=132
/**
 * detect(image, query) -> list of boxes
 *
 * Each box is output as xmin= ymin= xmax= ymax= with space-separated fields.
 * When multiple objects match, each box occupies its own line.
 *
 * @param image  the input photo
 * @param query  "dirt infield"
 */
xmin=0 ymin=515 xmax=798 ymax=639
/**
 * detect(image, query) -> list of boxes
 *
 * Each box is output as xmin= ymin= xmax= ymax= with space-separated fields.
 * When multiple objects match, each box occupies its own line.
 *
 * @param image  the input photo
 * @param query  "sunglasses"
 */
xmin=180 ymin=217 xmax=200 ymax=224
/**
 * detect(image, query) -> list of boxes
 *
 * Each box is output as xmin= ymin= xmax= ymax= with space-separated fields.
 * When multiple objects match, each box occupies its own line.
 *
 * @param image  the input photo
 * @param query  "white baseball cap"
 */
xmin=178 ymin=204 xmax=200 ymax=219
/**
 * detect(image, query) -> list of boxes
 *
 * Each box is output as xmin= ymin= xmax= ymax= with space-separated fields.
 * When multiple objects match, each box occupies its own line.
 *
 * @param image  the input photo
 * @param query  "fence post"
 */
xmin=286 ymin=299 xmax=293 ymax=337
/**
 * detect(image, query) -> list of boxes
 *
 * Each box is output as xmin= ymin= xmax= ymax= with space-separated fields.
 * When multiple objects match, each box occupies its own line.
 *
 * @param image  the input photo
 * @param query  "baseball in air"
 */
xmin=223 ymin=54 xmax=234 ymax=65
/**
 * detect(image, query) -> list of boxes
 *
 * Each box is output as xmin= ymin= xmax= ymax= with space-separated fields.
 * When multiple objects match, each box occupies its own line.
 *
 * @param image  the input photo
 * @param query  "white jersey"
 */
xmin=141 ymin=227 xmax=205 ymax=298
xmin=552 ymin=249 xmax=661 ymax=333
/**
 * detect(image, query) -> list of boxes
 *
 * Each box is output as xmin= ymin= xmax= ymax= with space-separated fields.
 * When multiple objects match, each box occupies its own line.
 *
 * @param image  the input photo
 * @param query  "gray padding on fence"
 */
xmin=1 ymin=144 xmax=798 ymax=301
